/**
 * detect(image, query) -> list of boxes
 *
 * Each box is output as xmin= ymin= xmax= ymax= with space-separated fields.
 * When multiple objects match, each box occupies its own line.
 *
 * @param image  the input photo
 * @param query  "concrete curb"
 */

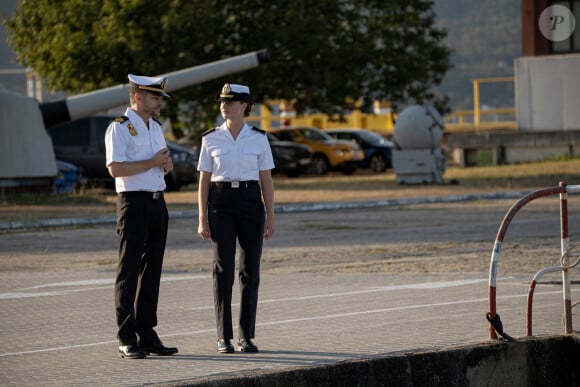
xmin=164 ymin=335 xmax=580 ymax=387
xmin=0 ymin=191 xmax=527 ymax=231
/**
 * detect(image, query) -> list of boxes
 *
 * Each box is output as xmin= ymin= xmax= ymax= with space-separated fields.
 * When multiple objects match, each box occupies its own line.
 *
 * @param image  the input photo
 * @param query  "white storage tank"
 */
xmin=392 ymin=104 xmax=447 ymax=184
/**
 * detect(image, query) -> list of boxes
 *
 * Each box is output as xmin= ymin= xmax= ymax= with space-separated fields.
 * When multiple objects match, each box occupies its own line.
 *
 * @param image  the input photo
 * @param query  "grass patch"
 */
xmin=445 ymin=157 xmax=580 ymax=181
xmin=97 ymin=259 xmax=117 ymax=266
xmin=274 ymin=173 xmax=393 ymax=190
xmin=273 ymin=157 xmax=580 ymax=191
xmin=2 ymin=157 xmax=579 ymax=207
xmin=0 ymin=190 xmax=113 ymax=207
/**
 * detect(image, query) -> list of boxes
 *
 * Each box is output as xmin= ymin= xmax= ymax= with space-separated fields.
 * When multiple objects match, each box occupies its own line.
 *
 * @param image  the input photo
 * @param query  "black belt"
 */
xmin=211 ymin=181 xmax=259 ymax=189
xmin=120 ymin=191 xmax=164 ymax=199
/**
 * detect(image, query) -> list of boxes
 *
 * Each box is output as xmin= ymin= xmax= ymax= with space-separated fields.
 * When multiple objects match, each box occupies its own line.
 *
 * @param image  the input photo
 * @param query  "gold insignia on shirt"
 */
xmin=128 ymin=123 xmax=138 ymax=136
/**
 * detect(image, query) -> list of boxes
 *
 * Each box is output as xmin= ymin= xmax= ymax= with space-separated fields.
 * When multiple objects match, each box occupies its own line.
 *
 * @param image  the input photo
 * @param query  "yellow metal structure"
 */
xmin=472 ymin=77 xmax=514 ymax=125
xmin=444 ymin=107 xmax=517 ymax=132
xmin=249 ymin=77 xmax=516 ymax=135
xmin=250 ymin=104 xmax=395 ymax=135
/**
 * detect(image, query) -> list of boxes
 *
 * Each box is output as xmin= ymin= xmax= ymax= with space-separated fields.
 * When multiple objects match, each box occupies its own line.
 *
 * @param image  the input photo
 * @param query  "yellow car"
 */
xmin=267 ymin=126 xmax=364 ymax=175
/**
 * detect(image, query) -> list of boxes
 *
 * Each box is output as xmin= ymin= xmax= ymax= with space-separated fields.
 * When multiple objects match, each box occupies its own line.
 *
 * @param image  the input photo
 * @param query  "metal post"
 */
xmin=26 ymin=68 xmax=35 ymax=99
xmin=487 ymin=186 xmax=565 ymax=339
xmin=261 ymin=104 xmax=272 ymax=130
xmin=473 ymin=79 xmax=480 ymax=126
xmin=35 ymin=74 xmax=43 ymax=102
xmin=560 ymin=181 xmax=573 ymax=333
xmin=526 ymin=266 xmax=561 ymax=336
xmin=471 ymin=77 xmax=515 ymax=128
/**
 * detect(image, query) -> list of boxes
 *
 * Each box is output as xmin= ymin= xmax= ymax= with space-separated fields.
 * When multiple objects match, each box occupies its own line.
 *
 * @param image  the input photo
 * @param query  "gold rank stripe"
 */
xmin=138 ymin=85 xmax=165 ymax=93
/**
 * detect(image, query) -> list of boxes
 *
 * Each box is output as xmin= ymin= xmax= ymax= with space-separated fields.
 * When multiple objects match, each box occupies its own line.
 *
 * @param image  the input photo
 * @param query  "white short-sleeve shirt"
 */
xmin=105 ymin=108 xmax=167 ymax=192
xmin=197 ymin=122 xmax=275 ymax=182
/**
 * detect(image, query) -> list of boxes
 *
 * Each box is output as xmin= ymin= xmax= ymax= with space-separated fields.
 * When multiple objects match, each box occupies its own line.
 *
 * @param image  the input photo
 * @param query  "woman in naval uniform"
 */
xmin=197 ymin=83 xmax=275 ymax=353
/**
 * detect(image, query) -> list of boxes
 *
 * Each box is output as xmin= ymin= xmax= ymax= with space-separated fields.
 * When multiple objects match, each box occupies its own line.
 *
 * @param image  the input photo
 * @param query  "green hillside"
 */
xmin=434 ymin=0 xmax=521 ymax=111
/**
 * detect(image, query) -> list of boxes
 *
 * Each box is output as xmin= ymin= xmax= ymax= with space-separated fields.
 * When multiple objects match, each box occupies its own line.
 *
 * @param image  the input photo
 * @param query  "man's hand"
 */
xmin=108 ymin=148 xmax=172 ymax=178
xmin=162 ymin=157 xmax=173 ymax=174
xmin=153 ymin=148 xmax=171 ymax=167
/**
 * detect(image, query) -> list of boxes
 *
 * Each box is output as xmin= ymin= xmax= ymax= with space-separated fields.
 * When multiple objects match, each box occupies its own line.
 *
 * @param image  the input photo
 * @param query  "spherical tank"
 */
xmin=393 ymin=105 xmax=445 ymax=149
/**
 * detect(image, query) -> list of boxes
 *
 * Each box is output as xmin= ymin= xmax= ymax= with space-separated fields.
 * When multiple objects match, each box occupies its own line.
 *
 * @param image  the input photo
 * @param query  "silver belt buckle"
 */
xmin=231 ymin=181 xmax=240 ymax=188
xmin=152 ymin=192 xmax=160 ymax=199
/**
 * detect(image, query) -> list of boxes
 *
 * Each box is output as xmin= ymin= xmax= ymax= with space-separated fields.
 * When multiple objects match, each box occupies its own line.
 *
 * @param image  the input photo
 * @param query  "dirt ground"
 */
xmin=2 ymin=168 xmax=580 ymax=280
xmin=0 ymin=181 xmax=525 ymax=222
xmin=1 ymin=188 xmax=579 ymax=281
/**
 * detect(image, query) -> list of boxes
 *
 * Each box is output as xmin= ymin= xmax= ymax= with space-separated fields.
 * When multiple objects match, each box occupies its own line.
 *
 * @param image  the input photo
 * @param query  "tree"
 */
xmin=4 ymin=0 xmax=452 ymax=135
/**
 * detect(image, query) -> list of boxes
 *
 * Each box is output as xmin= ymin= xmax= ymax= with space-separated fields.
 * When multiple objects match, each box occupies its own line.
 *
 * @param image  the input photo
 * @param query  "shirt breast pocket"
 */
xmin=129 ymin=137 xmax=152 ymax=159
xmin=241 ymin=146 xmax=261 ymax=175
xmin=210 ymin=148 xmax=230 ymax=169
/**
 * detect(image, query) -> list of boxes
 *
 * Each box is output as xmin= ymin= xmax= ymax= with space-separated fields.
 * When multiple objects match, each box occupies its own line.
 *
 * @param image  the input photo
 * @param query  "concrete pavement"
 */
xmin=1 ymin=269 xmax=577 ymax=386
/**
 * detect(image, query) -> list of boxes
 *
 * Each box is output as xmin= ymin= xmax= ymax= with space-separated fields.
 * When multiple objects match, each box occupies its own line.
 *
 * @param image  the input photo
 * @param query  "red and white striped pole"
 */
xmin=560 ymin=181 xmax=573 ymax=334
xmin=526 ymin=265 xmax=560 ymax=336
xmin=487 ymin=186 xmax=565 ymax=339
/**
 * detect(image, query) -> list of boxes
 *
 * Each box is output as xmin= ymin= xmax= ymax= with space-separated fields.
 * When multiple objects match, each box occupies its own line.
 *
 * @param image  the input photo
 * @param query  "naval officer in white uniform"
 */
xmin=197 ymin=83 xmax=275 ymax=353
xmin=105 ymin=74 xmax=178 ymax=359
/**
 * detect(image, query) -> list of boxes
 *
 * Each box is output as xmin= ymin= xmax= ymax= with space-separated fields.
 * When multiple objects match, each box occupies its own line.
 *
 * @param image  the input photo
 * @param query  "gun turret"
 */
xmin=1 ymin=50 xmax=268 ymax=189
xmin=40 ymin=49 xmax=269 ymax=128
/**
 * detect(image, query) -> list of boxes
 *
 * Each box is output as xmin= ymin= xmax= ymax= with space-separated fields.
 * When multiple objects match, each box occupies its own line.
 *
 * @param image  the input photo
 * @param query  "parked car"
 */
xmin=267 ymin=133 xmax=313 ymax=177
xmin=47 ymin=115 xmax=198 ymax=191
xmin=162 ymin=141 xmax=199 ymax=191
xmin=326 ymin=129 xmax=394 ymax=173
xmin=266 ymin=126 xmax=364 ymax=175
xmin=52 ymin=160 xmax=84 ymax=194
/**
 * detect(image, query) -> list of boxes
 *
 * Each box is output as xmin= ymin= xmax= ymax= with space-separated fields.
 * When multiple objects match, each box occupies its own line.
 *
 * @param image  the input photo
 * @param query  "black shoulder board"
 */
xmin=114 ymin=115 xmax=129 ymax=124
xmin=152 ymin=117 xmax=162 ymax=126
xmin=252 ymin=126 xmax=266 ymax=134
xmin=202 ymin=128 xmax=217 ymax=136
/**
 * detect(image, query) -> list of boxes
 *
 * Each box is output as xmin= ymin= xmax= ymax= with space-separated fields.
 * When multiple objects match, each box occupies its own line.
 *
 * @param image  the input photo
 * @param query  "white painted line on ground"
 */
xmin=0 ymin=274 xmax=210 ymax=299
xmin=0 ymin=277 xmax=491 ymax=301
xmin=189 ymin=278 xmax=491 ymax=310
xmin=1 ymin=288 xmax=574 ymax=358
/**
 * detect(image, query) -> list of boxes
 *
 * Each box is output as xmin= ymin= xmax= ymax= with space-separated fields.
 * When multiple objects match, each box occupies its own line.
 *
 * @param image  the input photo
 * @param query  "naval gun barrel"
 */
xmin=40 ymin=49 xmax=269 ymax=128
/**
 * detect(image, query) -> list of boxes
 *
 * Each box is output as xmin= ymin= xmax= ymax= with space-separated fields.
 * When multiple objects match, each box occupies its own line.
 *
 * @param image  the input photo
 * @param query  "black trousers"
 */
xmin=114 ymin=192 xmax=168 ymax=346
xmin=208 ymin=184 xmax=265 ymax=340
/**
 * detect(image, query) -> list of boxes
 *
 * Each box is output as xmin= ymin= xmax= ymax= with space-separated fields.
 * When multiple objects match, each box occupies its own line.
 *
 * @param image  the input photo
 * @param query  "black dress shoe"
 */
xmin=118 ymin=345 xmax=147 ymax=359
xmin=217 ymin=339 xmax=234 ymax=353
xmin=140 ymin=340 xmax=178 ymax=356
xmin=237 ymin=338 xmax=258 ymax=353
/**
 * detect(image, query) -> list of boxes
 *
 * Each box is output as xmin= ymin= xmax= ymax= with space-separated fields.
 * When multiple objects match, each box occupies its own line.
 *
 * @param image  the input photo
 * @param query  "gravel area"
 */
xmin=1 ymin=196 xmax=579 ymax=281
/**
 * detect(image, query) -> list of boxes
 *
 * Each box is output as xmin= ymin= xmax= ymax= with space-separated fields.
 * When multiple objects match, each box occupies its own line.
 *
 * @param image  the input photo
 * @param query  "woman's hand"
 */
xmin=264 ymin=216 xmax=275 ymax=240
xmin=198 ymin=218 xmax=211 ymax=240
